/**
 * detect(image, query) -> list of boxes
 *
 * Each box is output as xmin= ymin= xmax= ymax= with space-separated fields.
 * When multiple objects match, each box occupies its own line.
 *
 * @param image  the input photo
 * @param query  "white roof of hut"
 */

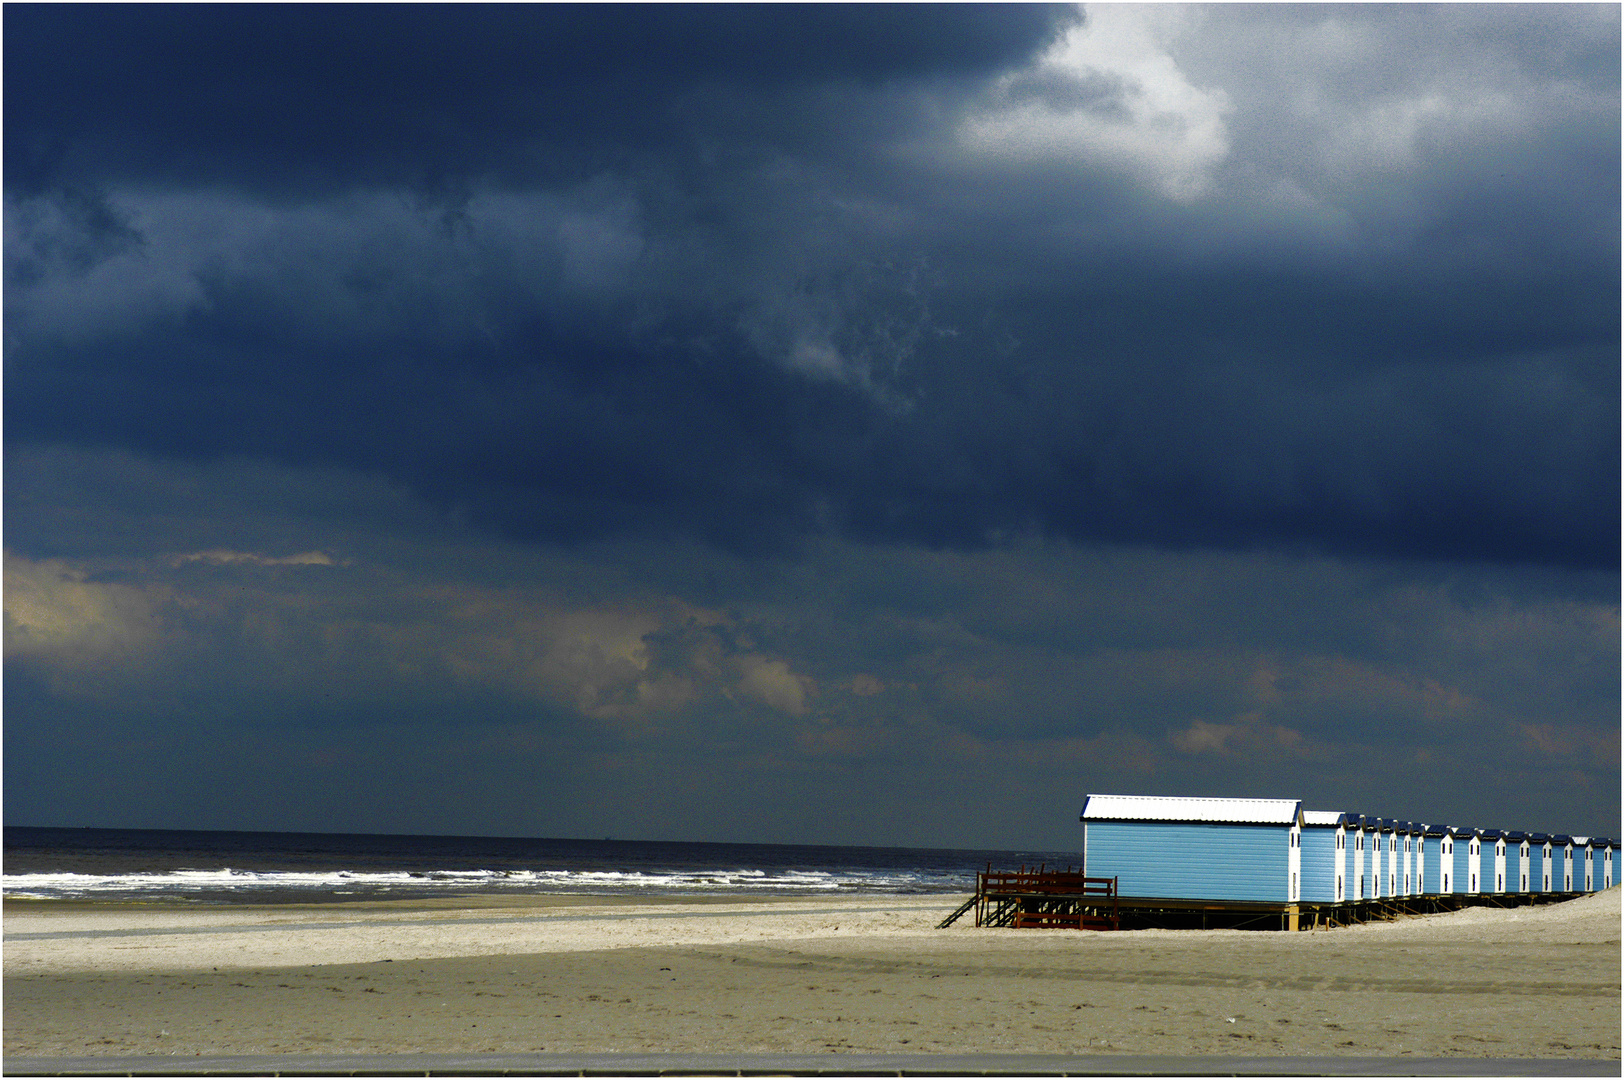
xmin=1081 ymin=794 xmax=1304 ymax=825
xmin=1303 ymin=810 xmax=1346 ymax=826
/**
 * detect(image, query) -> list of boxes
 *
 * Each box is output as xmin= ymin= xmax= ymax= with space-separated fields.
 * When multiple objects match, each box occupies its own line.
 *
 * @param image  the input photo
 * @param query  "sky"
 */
xmin=4 ymin=4 xmax=1619 ymax=850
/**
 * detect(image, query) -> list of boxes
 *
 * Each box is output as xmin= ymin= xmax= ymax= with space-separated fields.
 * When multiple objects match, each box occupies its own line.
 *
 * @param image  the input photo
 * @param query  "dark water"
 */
xmin=3 ymin=826 xmax=1082 ymax=904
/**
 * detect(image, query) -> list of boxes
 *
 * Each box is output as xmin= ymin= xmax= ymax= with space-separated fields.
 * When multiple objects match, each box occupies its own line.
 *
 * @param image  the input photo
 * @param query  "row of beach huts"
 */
xmin=1079 ymin=794 xmax=1615 ymax=909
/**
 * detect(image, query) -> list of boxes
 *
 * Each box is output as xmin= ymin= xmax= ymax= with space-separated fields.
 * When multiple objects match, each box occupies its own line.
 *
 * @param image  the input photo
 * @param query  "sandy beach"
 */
xmin=4 ymin=889 xmax=1618 ymax=1061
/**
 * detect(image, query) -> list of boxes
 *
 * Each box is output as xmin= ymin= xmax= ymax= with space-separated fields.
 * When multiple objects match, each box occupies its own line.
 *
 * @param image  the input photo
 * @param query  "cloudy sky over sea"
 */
xmin=6 ymin=5 xmax=1618 ymax=848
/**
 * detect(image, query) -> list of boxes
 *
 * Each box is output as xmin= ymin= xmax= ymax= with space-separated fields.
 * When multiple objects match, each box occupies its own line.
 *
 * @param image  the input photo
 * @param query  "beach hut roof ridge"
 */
xmin=1080 ymin=794 xmax=1303 ymax=824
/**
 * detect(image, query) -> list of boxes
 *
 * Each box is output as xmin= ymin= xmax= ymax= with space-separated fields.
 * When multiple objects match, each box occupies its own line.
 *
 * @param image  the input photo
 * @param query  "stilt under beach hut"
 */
xmin=1301 ymin=810 xmax=1347 ymax=902
xmin=1504 ymin=830 xmax=1529 ymax=893
xmin=1079 ymin=794 xmax=1304 ymax=903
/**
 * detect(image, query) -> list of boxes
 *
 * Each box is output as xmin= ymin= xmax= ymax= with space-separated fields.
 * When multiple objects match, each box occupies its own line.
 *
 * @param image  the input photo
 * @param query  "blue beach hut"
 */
xmin=1458 ymin=828 xmax=1482 ymax=894
xmin=1399 ymin=822 xmax=1418 ymax=895
xmin=1503 ymin=830 xmax=1529 ymax=893
xmin=1362 ymin=815 xmax=1380 ymax=900
xmin=1380 ymin=820 xmax=1400 ymax=897
xmin=1575 ymin=838 xmax=1594 ymax=892
xmin=1529 ymin=833 xmax=1553 ymax=892
xmin=1420 ymin=824 xmax=1449 ymax=894
xmin=1079 ymin=794 xmax=1305 ymax=903
xmin=1301 ymin=811 xmax=1347 ymax=902
xmin=1553 ymin=835 xmax=1574 ymax=892
xmin=1479 ymin=829 xmax=1505 ymax=894
xmin=1348 ymin=815 xmax=1371 ymax=900
xmin=1600 ymin=839 xmax=1615 ymax=889
xmin=1390 ymin=822 xmax=1407 ymax=896
xmin=1367 ymin=819 xmax=1385 ymax=897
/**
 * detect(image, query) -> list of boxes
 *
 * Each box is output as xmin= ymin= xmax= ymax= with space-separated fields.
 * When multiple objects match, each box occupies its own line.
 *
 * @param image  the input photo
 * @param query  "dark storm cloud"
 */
xmin=5 ymin=4 xmax=1618 ymax=568
xmin=5 ymin=4 xmax=1077 ymax=194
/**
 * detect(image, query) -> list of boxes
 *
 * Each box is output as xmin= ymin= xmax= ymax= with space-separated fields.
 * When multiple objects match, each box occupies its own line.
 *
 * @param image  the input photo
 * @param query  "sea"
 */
xmin=2 ymin=827 xmax=1084 ymax=905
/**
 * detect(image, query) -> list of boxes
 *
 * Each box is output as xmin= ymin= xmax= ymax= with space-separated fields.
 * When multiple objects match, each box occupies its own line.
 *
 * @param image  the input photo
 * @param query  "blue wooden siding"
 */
xmin=1420 ymin=835 xmax=1445 ymax=894
xmin=1300 ymin=826 xmax=1339 ymax=902
xmin=1085 ymin=820 xmax=1290 ymax=902
xmin=1360 ymin=827 xmax=1375 ymax=899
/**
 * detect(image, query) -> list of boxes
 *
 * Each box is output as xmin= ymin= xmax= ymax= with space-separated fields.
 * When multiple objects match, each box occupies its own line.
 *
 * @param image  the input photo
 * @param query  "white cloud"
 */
xmin=170 ymin=549 xmax=341 ymax=568
xmin=958 ymin=5 xmax=1232 ymax=201
xmin=732 ymin=655 xmax=814 ymax=716
xmin=3 ymin=551 xmax=168 ymax=673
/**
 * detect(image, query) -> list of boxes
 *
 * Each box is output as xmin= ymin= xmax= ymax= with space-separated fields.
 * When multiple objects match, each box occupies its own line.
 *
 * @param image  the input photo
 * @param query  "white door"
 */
xmin=1288 ymin=825 xmax=1301 ymax=901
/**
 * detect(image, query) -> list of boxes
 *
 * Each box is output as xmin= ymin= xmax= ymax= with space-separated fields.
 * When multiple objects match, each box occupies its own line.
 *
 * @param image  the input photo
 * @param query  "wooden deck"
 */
xmin=939 ymin=878 xmax=1589 ymax=932
xmin=937 ymin=866 xmax=1121 ymax=930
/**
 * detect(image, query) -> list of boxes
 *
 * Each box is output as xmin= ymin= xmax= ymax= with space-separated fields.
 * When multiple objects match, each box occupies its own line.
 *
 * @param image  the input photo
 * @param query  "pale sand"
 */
xmin=4 ymin=889 xmax=1619 ymax=1060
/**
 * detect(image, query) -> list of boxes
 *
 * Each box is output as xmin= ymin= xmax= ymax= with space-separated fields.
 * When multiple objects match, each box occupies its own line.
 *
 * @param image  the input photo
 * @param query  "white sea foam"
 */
xmin=2 ymin=865 xmax=960 ymax=901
